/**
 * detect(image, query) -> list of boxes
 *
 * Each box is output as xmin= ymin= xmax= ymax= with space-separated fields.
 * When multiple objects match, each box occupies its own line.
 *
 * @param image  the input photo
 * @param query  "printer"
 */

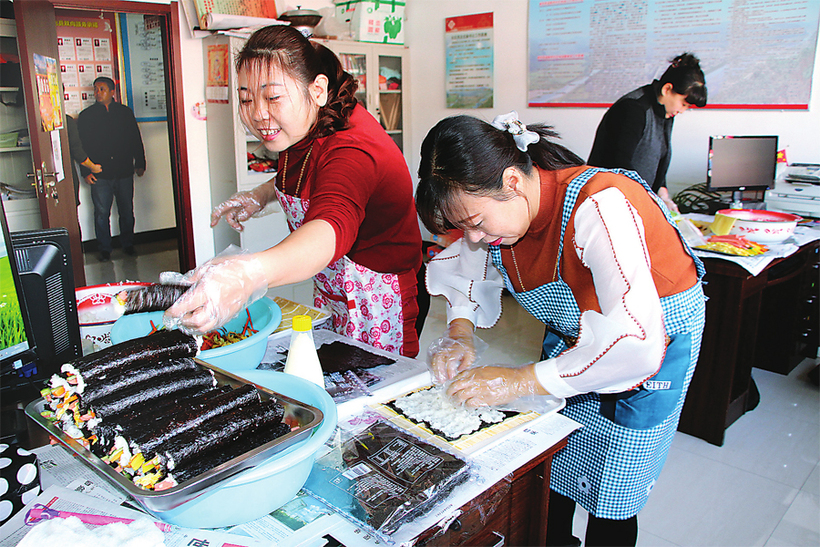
xmin=765 ymin=163 xmax=820 ymax=219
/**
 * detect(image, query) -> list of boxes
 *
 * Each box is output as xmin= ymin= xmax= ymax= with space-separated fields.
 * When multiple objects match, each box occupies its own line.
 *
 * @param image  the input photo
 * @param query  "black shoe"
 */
xmin=99 ymin=251 xmax=111 ymax=261
xmin=123 ymin=246 xmax=136 ymax=256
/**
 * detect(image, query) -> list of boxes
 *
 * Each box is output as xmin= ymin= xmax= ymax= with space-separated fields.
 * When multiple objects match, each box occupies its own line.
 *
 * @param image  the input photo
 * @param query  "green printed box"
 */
xmin=334 ymin=0 xmax=405 ymax=44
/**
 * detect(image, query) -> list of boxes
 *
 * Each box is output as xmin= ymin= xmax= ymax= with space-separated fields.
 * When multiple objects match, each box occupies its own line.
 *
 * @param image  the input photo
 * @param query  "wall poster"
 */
xmin=445 ymin=12 xmax=494 ymax=109
xmin=527 ymin=0 xmax=820 ymax=109
xmin=33 ymin=53 xmax=63 ymax=132
xmin=56 ymin=14 xmax=117 ymax=117
xmin=120 ymin=14 xmax=167 ymax=122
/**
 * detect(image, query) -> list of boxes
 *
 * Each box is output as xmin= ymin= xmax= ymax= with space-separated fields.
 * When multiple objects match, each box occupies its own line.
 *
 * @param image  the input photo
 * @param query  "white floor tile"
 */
xmin=752 ymin=359 xmax=820 ymax=426
xmin=640 ymin=445 xmax=799 ymax=546
xmin=765 ymin=491 xmax=820 ymax=546
xmin=802 ymin=464 xmax=820 ymax=497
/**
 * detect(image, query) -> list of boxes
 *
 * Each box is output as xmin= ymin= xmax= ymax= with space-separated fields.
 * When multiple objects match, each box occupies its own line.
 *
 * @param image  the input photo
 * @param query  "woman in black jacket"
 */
xmin=588 ymin=53 xmax=707 ymax=212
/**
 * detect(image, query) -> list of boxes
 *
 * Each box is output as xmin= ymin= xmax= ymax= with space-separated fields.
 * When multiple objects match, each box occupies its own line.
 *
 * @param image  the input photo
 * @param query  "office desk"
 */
xmin=678 ymin=239 xmax=819 ymax=446
xmin=417 ymin=436 xmax=569 ymax=547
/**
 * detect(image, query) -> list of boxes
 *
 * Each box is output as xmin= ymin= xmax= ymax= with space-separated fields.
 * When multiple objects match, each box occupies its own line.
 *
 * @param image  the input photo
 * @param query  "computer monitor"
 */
xmin=0 ymin=198 xmax=39 ymax=399
xmin=10 ymin=227 xmax=82 ymax=376
xmin=706 ymin=135 xmax=779 ymax=206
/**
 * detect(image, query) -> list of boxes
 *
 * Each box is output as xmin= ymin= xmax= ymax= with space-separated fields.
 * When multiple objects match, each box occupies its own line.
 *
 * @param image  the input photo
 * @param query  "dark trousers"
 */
xmin=90 ymin=176 xmax=134 ymax=253
xmin=546 ymin=490 xmax=638 ymax=547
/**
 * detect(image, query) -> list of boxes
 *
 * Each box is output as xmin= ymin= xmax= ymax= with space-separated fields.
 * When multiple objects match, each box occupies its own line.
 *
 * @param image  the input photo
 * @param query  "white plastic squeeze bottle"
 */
xmin=283 ymin=315 xmax=324 ymax=387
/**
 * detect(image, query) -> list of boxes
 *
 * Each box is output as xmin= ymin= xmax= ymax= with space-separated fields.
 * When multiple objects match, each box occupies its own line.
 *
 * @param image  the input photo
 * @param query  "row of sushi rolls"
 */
xmin=40 ymin=284 xmax=292 ymax=491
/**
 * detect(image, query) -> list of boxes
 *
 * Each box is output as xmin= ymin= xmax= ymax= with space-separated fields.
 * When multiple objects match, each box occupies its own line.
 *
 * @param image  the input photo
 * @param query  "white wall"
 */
xmin=170 ymin=0 xmax=820 ymax=265
xmin=403 ymin=0 xmax=820 ymax=198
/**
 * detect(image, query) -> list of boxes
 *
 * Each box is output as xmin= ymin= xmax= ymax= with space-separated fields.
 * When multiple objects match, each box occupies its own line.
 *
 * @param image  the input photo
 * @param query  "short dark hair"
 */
xmin=236 ymin=25 xmax=358 ymax=139
xmin=659 ymin=53 xmax=707 ymax=108
xmin=93 ymin=76 xmax=116 ymax=91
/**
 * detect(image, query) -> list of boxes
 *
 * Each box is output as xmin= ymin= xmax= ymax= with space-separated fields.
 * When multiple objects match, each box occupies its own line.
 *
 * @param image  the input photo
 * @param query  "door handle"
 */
xmin=26 ymin=168 xmax=43 ymax=195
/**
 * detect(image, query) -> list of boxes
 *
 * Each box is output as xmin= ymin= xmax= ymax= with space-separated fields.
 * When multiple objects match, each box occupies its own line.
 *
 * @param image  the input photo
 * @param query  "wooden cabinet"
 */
xmin=416 ymin=437 xmax=568 ymax=547
xmin=678 ymin=240 xmax=820 ymax=446
xmin=316 ymin=39 xmax=411 ymax=167
xmin=0 ymin=17 xmax=40 ymax=232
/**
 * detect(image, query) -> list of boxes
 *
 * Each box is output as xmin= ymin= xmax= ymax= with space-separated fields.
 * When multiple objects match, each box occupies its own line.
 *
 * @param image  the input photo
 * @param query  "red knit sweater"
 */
xmin=276 ymin=104 xmax=421 ymax=276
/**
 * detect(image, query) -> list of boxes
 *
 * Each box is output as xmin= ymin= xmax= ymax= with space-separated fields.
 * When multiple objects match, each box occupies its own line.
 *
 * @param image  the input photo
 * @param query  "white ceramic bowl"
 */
xmin=715 ymin=209 xmax=802 ymax=244
xmin=75 ymin=282 xmax=151 ymax=350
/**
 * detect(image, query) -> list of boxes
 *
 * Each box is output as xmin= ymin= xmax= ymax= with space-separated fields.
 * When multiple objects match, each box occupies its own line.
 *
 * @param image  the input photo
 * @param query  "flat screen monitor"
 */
xmin=706 ymin=135 xmax=779 ymax=193
xmin=0 ymin=198 xmax=38 ymax=392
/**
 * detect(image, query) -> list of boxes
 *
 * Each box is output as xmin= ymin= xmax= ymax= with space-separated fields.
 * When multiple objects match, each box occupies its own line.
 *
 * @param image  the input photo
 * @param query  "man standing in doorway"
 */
xmin=78 ymin=76 xmax=146 ymax=261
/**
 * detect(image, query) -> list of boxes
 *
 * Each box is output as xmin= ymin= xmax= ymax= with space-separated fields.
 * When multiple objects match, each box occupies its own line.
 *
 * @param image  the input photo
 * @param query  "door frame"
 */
xmin=25 ymin=0 xmax=195 ymax=273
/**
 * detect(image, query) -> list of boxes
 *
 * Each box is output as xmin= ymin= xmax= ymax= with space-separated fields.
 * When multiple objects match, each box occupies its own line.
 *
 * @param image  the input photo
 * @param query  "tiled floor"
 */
xmin=91 ymin=247 xmax=820 ymax=547
xmin=82 ymin=239 xmax=181 ymax=287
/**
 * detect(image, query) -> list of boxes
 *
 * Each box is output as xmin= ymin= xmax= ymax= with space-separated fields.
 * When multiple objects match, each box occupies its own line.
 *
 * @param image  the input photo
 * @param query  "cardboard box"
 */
xmin=334 ymin=0 xmax=405 ymax=44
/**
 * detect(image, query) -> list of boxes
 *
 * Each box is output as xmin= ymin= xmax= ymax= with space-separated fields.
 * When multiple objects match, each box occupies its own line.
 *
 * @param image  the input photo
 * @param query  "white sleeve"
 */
xmin=426 ymin=238 xmax=505 ymax=329
xmin=534 ymin=187 xmax=666 ymax=398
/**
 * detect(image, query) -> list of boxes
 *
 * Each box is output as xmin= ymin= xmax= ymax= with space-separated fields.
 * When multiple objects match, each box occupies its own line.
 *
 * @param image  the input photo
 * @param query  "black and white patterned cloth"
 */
xmin=0 ymin=443 xmax=40 ymax=525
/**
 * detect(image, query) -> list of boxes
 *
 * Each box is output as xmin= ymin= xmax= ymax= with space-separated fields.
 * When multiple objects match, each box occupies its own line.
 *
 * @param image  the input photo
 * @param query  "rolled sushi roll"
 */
xmin=89 ymin=367 xmax=217 ymax=419
xmin=128 ymin=383 xmax=261 ymax=457
xmin=167 ymin=421 xmax=292 ymax=486
xmin=60 ymin=329 xmax=199 ymax=391
xmin=80 ymin=357 xmax=199 ymax=408
xmin=117 ymin=283 xmax=190 ymax=315
xmin=159 ymin=399 xmax=286 ymax=471
xmin=91 ymin=385 xmax=224 ymax=456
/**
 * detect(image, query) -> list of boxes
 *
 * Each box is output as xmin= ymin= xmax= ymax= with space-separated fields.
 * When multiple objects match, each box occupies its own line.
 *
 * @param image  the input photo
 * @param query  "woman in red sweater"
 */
xmin=165 ymin=25 xmax=426 ymax=357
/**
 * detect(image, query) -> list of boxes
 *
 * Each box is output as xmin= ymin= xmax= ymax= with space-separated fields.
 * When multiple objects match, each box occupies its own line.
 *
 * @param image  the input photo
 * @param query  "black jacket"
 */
xmin=77 ymin=101 xmax=145 ymax=179
xmin=587 ymin=81 xmax=673 ymax=193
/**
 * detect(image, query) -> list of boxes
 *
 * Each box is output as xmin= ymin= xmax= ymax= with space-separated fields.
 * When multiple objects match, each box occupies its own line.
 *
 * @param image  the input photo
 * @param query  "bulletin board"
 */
xmin=120 ymin=14 xmax=167 ymax=122
xmin=527 ymin=0 xmax=820 ymax=109
xmin=56 ymin=13 xmax=118 ymax=117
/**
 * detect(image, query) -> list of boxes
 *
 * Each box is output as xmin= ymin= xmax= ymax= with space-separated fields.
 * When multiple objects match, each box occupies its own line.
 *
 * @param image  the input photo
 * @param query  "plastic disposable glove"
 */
xmin=446 ymin=363 xmax=549 ymax=408
xmin=163 ymin=251 xmax=268 ymax=335
xmin=657 ymin=187 xmax=679 ymax=214
xmin=427 ymin=318 xmax=487 ymax=384
xmin=210 ymin=182 xmax=278 ymax=232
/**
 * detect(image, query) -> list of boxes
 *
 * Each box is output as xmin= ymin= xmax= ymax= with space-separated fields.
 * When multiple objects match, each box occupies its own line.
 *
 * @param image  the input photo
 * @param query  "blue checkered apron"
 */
xmin=489 ymin=168 xmax=706 ymax=519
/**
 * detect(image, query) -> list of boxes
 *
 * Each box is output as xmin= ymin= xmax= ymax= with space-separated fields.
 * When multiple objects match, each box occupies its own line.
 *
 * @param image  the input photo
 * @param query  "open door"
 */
xmin=12 ymin=0 xmax=85 ymax=286
xmin=12 ymin=1 xmax=196 ymax=284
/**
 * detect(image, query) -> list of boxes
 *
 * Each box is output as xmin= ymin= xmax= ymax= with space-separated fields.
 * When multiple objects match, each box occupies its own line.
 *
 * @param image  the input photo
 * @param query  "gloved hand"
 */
xmin=163 ymin=251 xmax=269 ymax=335
xmin=447 ymin=364 xmax=549 ymax=408
xmin=427 ymin=318 xmax=485 ymax=384
xmin=210 ymin=182 xmax=278 ymax=232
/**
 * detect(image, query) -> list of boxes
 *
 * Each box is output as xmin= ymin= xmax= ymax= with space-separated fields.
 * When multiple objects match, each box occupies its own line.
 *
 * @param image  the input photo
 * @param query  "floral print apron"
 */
xmin=274 ymin=186 xmax=407 ymax=355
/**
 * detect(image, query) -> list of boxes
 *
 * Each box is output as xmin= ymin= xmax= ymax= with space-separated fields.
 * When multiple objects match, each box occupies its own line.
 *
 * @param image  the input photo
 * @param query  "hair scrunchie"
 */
xmin=491 ymin=111 xmax=540 ymax=152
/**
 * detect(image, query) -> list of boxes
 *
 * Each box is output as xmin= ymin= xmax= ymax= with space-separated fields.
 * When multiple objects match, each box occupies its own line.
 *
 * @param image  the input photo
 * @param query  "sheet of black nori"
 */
xmin=80 ymin=357 xmax=199 ymax=407
xmin=123 ymin=283 xmax=190 ymax=314
xmin=71 ymin=329 xmax=199 ymax=381
xmin=170 ymin=421 xmax=291 ymax=484
xmin=304 ymin=421 xmax=469 ymax=535
xmin=160 ymin=399 xmax=285 ymax=470
xmin=129 ymin=383 xmax=260 ymax=456
xmin=89 ymin=368 xmax=215 ymax=419
xmin=315 ymin=341 xmax=396 ymax=373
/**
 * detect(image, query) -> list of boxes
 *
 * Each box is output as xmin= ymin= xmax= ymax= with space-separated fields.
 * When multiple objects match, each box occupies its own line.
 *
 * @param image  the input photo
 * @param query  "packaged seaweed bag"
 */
xmin=304 ymin=420 xmax=470 ymax=538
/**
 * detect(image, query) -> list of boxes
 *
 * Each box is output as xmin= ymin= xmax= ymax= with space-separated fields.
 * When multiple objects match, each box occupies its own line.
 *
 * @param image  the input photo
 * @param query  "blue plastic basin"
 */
xmin=143 ymin=371 xmax=337 ymax=528
xmin=110 ymin=297 xmax=281 ymax=371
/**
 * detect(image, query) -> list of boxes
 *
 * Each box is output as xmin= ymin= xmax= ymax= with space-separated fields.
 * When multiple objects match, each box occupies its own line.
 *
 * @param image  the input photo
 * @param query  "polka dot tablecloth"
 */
xmin=0 ymin=443 xmax=40 ymax=525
